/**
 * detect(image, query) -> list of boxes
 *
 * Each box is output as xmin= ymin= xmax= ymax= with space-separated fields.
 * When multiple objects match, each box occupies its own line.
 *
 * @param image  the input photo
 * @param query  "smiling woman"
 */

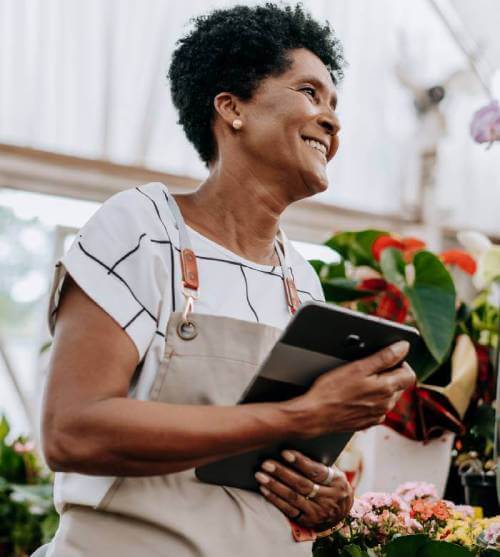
xmin=40 ymin=3 xmax=416 ymax=557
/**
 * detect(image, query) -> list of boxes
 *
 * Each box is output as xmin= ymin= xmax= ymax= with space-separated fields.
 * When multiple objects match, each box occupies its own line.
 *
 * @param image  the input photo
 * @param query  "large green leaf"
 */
xmin=403 ymin=252 xmax=456 ymax=364
xmin=322 ymin=278 xmax=377 ymax=303
xmin=384 ymin=536 xmax=474 ymax=557
xmin=385 ymin=534 xmax=429 ymax=557
xmin=419 ymin=541 xmax=474 ymax=557
xmin=326 ymin=230 xmax=388 ymax=267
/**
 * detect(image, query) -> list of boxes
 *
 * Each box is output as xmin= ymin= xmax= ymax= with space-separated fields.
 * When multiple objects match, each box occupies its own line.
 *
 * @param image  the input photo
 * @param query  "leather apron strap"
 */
xmin=166 ymin=194 xmax=301 ymax=330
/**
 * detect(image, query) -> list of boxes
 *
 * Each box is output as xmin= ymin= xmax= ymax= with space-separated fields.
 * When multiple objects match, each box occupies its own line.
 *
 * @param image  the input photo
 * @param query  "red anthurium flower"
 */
xmin=359 ymin=278 xmax=388 ymax=291
xmin=358 ymin=279 xmax=410 ymax=323
xmin=440 ymin=249 xmax=477 ymax=275
xmin=372 ymin=236 xmax=405 ymax=261
xmin=372 ymin=235 xmax=426 ymax=263
xmin=376 ymin=283 xmax=410 ymax=323
xmin=401 ymin=237 xmax=427 ymax=263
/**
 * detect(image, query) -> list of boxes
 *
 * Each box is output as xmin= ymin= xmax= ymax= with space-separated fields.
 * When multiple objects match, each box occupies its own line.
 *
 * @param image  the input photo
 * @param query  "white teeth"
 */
xmin=303 ymin=138 xmax=327 ymax=157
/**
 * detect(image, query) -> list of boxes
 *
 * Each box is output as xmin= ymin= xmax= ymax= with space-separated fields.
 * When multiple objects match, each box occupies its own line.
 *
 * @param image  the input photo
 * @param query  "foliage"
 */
xmin=0 ymin=416 xmax=58 ymax=556
xmin=312 ymin=231 xmax=460 ymax=380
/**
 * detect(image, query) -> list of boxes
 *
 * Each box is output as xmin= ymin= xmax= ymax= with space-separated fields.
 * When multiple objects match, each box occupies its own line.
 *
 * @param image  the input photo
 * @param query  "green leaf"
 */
xmin=0 ymin=415 xmax=10 ymax=443
xmin=326 ymin=230 xmax=388 ymax=267
xmin=384 ymin=534 xmax=429 ymax=557
xmin=340 ymin=544 xmax=370 ymax=557
xmin=322 ymin=278 xmax=376 ymax=303
xmin=310 ymin=259 xmax=347 ymax=281
xmin=384 ymin=536 xmax=474 ymax=557
xmin=482 ymin=550 xmax=500 ymax=557
xmin=380 ymin=248 xmax=407 ymax=290
xmin=419 ymin=541 xmax=474 ymax=557
xmin=403 ymin=252 xmax=456 ymax=364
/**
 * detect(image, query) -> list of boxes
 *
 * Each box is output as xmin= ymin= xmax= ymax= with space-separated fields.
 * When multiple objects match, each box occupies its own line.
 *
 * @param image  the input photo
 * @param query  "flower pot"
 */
xmin=351 ymin=425 xmax=454 ymax=496
xmin=461 ymin=473 xmax=499 ymax=517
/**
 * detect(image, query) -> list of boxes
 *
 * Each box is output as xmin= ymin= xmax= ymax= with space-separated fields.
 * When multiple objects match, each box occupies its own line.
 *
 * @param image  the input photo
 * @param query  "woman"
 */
xmin=41 ymin=4 xmax=415 ymax=556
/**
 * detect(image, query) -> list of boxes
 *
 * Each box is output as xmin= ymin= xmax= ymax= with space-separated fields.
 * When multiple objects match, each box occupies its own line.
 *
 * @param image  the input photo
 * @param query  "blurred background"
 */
xmin=0 ymin=0 xmax=499 ymax=440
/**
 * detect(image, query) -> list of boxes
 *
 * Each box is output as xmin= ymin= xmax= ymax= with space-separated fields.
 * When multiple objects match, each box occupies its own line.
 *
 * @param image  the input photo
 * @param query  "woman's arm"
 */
xmin=42 ymin=277 xmax=415 ymax=477
xmin=42 ymin=277 xmax=298 ymax=476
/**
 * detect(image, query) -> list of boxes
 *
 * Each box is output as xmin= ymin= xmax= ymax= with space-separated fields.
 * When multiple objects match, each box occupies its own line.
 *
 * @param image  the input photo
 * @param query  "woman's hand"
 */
xmin=285 ymin=340 xmax=416 ymax=438
xmin=255 ymin=450 xmax=353 ymax=531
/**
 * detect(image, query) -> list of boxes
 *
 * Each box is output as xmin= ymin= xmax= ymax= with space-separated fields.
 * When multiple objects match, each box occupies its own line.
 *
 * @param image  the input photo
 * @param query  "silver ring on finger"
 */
xmin=305 ymin=482 xmax=320 ymax=500
xmin=321 ymin=465 xmax=343 ymax=486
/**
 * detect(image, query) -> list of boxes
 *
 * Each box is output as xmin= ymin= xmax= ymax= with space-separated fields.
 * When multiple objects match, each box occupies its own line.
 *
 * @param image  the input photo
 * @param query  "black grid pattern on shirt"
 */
xmin=54 ymin=186 xmax=322 ymax=336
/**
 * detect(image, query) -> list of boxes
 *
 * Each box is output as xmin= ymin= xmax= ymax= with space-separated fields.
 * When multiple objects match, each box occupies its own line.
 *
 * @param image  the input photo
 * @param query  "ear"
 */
xmin=213 ymin=92 xmax=243 ymax=128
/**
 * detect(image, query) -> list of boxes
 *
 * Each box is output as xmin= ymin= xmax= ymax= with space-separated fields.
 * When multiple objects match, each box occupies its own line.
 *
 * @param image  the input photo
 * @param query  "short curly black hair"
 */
xmin=168 ymin=3 xmax=344 ymax=165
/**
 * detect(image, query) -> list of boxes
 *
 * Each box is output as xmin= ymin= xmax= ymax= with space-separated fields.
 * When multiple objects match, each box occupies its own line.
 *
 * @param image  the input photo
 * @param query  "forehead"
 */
xmin=249 ymin=47 xmax=338 ymax=106
xmin=283 ymin=48 xmax=335 ymax=89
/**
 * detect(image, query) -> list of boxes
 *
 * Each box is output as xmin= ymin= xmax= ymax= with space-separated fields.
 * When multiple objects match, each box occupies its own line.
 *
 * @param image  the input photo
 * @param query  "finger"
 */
xmin=258 ymin=483 xmax=302 ymax=519
xmin=255 ymin=471 xmax=316 ymax=511
xmin=280 ymin=450 xmax=333 ymax=484
xmin=261 ymin=459 xmax=319 ymax=496
xmin=380 ymin=362 xmax=416 ymax=393
xmin=354 ymin=340 xmax=410 ymax=376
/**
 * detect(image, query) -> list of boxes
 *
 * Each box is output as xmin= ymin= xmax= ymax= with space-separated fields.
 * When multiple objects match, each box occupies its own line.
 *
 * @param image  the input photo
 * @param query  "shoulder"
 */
xmin=93 ymin=182 xmax=175 ymax=239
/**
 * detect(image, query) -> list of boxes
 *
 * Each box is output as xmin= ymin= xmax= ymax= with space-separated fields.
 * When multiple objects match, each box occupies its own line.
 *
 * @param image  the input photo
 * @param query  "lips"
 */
xmin=302 ymin=136 xmax=328 ymax=160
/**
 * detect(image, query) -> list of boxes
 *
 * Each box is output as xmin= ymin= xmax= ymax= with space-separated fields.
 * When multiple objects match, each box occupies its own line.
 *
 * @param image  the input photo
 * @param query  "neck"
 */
xmin=175 ymin=161 xmax=291 ymax=265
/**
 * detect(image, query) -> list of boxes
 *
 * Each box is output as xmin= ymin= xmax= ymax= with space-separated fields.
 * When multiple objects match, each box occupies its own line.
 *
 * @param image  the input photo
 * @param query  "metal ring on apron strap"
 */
xmin=178 ymin=295 xmax=198 ymax=340
xmin=177 ymin=319 xmax=198 ymax=340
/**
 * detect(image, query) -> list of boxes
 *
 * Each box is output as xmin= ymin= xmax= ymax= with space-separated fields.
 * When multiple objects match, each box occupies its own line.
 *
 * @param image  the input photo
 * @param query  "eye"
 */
xmin=301 ymin=86 xmax=316 ymax=99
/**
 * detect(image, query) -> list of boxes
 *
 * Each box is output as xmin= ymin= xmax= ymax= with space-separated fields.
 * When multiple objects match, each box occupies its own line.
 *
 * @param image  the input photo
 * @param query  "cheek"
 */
xmin=330 ymin=135 xmax=340 ymax=159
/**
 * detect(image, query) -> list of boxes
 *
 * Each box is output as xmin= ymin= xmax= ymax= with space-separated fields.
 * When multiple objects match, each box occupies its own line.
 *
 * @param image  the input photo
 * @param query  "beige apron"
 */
xmin=48 ymin=195 xmax=311 ymax=556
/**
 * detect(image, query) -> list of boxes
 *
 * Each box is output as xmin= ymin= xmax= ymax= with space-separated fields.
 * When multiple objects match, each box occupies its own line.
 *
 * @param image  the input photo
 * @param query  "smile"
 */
xmin=302 ymin=137 xmax=328 ymax=160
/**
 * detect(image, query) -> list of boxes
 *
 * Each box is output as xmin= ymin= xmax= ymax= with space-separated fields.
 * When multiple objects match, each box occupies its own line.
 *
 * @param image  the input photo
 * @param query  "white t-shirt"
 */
xmin=47 ymin=181 xmax=325 ymax=510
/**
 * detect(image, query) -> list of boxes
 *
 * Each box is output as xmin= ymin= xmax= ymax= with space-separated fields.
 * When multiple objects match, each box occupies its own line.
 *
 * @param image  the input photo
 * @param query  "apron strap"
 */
xmin=166 ymin=194 xmax=200 ymax=299
xmin=166 ymin=194 xmax=300 ymax=318
xmin=275 ymin=229 xmax=301 ymax=315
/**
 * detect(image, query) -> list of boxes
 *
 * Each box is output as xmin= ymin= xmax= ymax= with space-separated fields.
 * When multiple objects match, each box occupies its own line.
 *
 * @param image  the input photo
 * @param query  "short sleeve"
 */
xmin=48 ymin=187 xmax=171 ymax=361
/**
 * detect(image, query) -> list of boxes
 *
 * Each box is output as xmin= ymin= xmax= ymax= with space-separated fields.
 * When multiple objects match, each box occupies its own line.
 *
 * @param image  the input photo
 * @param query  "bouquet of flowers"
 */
xmin=313 ymin=481 xmax=500 ymax=556
xmin=0 ymin=416 xmax=58 ymax=557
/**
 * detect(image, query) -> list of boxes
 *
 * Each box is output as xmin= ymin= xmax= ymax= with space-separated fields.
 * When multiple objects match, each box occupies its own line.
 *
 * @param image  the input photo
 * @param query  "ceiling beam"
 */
xmin=0 ymin=143 xmax=428 ymax=244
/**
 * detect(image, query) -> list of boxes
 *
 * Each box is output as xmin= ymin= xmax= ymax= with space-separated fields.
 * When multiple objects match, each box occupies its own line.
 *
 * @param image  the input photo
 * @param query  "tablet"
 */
xmin=195 ymin=301 xmax=424 ymax=491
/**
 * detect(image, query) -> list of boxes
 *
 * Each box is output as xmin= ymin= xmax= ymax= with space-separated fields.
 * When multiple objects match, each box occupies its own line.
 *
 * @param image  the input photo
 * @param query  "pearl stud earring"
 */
xmin=232 ymin=119 xmax=243 ymax=130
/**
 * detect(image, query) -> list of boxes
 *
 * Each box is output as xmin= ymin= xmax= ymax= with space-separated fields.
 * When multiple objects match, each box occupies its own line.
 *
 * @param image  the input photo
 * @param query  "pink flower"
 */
xmin=401 ymin=515 xmax=423 ymax=533
xmin=470 ymin=100 xmax=500 ymax=145
xmin=483 ymin=523 xmax=500 ymax=546
xmin=362 ymin=492 xmax=394 ymax=509
xmin=453 ymin=504 xmax=475 ymax=518
xmin=364 ymin=511 xmax=380 ymax=526
xmin=351 ymin=498 xmax=373 ymax=518
xmin=395 ymin=481 xmax=438 ymax=502
xmin=13 ymin=440 xmax=35 ymax=454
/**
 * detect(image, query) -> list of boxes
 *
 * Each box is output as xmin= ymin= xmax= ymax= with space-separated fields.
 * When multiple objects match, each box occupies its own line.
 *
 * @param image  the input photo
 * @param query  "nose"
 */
xmin=318 ymin=110 xmax=340 ymax=137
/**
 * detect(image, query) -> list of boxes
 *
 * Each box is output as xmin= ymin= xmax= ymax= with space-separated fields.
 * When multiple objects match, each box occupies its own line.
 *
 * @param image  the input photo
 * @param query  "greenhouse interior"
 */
xmin=0 ymin=0 xmax=499 ymax=555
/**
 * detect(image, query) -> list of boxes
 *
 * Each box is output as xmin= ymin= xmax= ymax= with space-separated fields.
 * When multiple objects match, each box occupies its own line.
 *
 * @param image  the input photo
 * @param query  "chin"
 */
xmin=302 ymin=169 xmax=329 ymax=197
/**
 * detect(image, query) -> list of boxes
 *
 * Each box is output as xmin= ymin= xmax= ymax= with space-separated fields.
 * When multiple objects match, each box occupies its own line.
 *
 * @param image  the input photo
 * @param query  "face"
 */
xmin=235 ymin=48 xmax=340 ymax=200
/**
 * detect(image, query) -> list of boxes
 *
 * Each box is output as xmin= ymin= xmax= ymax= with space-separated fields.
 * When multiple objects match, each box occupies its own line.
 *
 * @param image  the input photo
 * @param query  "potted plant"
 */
xmin=310 ymin=230 xmax=481 ymax=495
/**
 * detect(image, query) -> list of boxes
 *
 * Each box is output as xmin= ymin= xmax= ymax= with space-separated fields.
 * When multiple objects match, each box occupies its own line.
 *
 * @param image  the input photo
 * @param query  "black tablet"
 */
xmin=195 ymin=301 xmax=424 ymax=491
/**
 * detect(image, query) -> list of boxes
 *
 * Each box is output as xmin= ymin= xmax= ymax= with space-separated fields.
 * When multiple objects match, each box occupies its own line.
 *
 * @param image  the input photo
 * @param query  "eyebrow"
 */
xmin=295 ymin=75 xmax=338 ymax=109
